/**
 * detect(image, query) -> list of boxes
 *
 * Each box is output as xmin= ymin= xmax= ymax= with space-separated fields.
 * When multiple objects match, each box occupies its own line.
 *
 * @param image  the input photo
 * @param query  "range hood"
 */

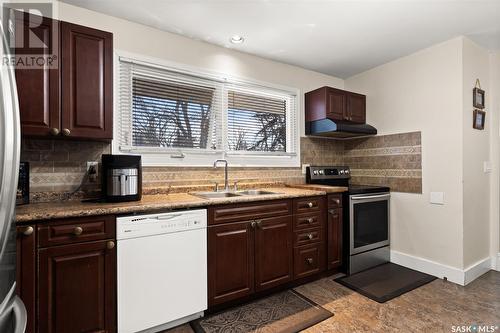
xmin=305 ymin=119 xmax=377 ymax=138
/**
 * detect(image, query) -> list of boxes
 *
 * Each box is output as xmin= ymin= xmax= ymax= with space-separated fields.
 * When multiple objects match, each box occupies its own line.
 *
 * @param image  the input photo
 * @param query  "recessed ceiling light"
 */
xmin=230 ymin=35 xmax=244 ymax=44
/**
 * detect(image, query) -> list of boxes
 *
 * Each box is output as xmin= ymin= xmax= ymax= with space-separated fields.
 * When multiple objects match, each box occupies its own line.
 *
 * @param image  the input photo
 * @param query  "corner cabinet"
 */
xmin=15 ymin=16 xmax=113 ymax=140
xmin=305 ymin=86 xmax=366 ymax=124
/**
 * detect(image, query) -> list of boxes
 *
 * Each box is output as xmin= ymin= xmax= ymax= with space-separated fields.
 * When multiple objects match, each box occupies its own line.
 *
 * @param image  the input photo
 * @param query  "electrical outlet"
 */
xmin=87 ymin=161 xmax=98 ymax=182
xmin=301 ymin=164 xmax=310 ymax=175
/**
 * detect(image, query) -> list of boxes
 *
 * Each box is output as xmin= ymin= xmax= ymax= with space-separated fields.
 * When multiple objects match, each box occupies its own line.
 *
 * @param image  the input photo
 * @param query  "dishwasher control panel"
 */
xmin=116 ymin=209 xmax=207 ymax=240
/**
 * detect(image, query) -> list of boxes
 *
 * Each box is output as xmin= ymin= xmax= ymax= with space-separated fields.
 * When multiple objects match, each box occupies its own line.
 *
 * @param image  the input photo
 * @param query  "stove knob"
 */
xmin=339 ymin=170 xmax=344 ymax=175
xmin=319 ymin=170 xmax=324 ymax=175
xmin=345 ymin=169 xmax=350 ymax=174
xmin=313 ymin=170 xmax=318 ymax=175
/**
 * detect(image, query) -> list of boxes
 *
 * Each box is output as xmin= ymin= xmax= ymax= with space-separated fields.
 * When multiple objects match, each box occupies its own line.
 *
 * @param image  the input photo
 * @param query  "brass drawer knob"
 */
xmin=73 ymin=226 xmax=83 ymax=236
xmin=306 ymin=258 xmax=314 ymax=265
xmin=307 ymin=202 xmax=314 ymax=208
xmin=307 ymin=233 xmax=313 ymax=240
xmin=334 ymin=199 xmax=340 ymax=204
xmin=62 ymin=128 xmax=71 ymax=136
xmin=107 ymin=241 xmax=115 ymax=250
xmin=50 ymin=127 xmax=60 ymax=136
xmin=307 ymin=218 xmax=314 ymax=224
xmin=250 ymin=221 xmax=256 ymax=229
xmin=22 ymin=226 xmax=34 ymax=236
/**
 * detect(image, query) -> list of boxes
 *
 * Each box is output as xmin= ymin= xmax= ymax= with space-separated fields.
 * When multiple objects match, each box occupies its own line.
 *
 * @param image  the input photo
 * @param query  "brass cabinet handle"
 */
xmin=73 ymin=226 xmax=83 ymax=236
xmin=22 ymin=226 xmax=34 ymax=236
xmin=307 ymin=202 xmax=314 ymax=208
xmin=306 ymin=258 xmax=314 ymax=265
xmin=106 ymin=241 xmax=115 ymax=250
xmin=256 ymin=220 xmax=262 ymax=229
xmin=50 ymin=127 xmax=60 ymax=136
xmin=307 ymin=218 xmax=314 ymax=224
xmin=334 ymin=199 xmax=340 ymax=205
xmin=307 ymin=233 xmax=314 ymax=240
xmin=250 ymin=221 xmax=256 ymax=229
xmin=62 ymin=128 xmax=71 ymax=136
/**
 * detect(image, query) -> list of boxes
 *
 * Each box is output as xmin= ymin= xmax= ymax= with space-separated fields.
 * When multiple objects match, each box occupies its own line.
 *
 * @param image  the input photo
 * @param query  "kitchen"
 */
xmin=1 ymin=1 xmax=500 ymax=333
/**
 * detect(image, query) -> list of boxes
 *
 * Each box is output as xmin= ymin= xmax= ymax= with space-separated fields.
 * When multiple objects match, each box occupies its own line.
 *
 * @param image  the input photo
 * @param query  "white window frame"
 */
xmin=113 ymin=50 xmax=300 ymax=167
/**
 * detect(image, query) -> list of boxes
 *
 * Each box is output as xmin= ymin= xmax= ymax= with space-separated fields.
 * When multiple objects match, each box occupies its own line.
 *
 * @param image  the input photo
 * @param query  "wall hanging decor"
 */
xmin=473 ymin=109 xmax=485 ymax=130
xmin=473 ymin=79 xmax=485 ymax=109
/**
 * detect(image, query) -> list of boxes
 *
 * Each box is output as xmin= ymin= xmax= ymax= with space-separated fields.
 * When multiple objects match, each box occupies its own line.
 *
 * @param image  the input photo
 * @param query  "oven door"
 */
xmin=349 ymin=192 xmax=390 ymax=255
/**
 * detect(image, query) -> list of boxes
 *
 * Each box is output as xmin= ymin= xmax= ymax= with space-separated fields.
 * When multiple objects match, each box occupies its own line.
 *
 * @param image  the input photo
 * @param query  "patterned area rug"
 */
xmin=190 ymin=290 xmax=332 ymax=333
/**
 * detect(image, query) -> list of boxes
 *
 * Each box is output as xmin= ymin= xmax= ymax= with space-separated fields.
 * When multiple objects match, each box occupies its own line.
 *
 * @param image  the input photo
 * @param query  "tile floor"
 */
xmin=167 ymin=270 xmax=500 ymax=333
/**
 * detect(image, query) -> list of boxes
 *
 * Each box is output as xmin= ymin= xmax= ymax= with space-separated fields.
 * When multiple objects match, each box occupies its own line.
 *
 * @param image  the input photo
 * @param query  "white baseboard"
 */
xmin=493 ymin=253 xmax=500 ymax=272
xmin=390 ymin=250 xmax=492 ymax=286
xmin=390 ymin=250 xmax=464 ymax=285
xmin=464 ymin=257 xmax=492 ymax=285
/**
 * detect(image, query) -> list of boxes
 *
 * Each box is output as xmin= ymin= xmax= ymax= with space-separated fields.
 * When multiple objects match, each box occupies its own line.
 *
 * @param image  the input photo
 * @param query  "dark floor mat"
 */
xmin=335 ymin=263 xmax=436 ymax=303
xmin=190 ymin=290 xmax=332 ymax=333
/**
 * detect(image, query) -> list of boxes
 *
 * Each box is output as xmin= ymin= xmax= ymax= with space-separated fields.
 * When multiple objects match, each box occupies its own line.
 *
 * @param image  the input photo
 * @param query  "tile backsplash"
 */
xmin=21 ymin=132 xmax=421 ymax=202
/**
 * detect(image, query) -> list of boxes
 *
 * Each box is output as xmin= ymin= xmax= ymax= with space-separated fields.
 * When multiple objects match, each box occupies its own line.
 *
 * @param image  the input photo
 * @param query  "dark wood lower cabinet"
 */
xmin=254 ymin=216 xmax=293 ymax=291
xmin=16 ymin=226 xmax=36 ymax=333
xmin=327 ymin=208 xmax=343 ymax=269
xmin=38 ymin=240 xmax=116 ymax=333
xmin=208 ymin=221 xmax=254 ymax=306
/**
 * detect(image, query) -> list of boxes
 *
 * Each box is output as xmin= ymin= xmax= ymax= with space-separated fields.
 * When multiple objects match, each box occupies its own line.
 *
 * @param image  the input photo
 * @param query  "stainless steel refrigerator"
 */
xmin=0 ymin=7 xmax=27 ymax=333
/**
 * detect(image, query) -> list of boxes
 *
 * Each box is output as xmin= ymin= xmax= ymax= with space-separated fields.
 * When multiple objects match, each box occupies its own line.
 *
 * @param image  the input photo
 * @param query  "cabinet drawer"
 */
xmin=38 ymin=215 xmax=115 ymax=247
xmin=209 ymin=200 xmax=292 ymax=225
xmin=294 ymin=244 xmax=325 ymax=279
xmin=293 ymin=196 xmax=324 ymax=214
xmin=327 ymin=194 xmax=342 ymax=208
xmin=294 ymin=212 xmax=324 ymax=231
xmin=294 ymin=227 xmax=324 ymax=247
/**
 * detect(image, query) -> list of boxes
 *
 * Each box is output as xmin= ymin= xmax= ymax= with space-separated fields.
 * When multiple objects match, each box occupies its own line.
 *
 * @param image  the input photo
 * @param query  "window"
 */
xmin=116 ymin=55 xmax=299 ymax=166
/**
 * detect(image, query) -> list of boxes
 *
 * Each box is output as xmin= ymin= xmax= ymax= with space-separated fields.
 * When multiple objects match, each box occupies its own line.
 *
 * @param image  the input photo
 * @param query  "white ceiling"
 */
xmin=60 ymin=0 xmax=500 ymax=78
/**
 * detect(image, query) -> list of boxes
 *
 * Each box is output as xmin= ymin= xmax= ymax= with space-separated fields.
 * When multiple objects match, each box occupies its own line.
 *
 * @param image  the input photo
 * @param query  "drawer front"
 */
xmin=294 ymin=212 xmax=324 ymax=231
xmin=294 ymin=227 xmax=324 ymax=246
xmin=328 ymin=194 xmax=342 ymax=208
xmin=293 ymin=196 xmax=324 ymax=214
xmin=210 ymin=200 xmax=292 ymax=225
xmin=294 ymin=244 xmax=325 ymax=279
xmin=38 ymin=215 xmax=115 ymax=247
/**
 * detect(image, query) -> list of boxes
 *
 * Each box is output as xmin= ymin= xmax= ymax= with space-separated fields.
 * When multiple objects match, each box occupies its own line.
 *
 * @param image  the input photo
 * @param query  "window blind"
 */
xmin=227 ymin=90 xmax=287 ymax=152
xmin=117 ymin=56 xmax=298 ymax=157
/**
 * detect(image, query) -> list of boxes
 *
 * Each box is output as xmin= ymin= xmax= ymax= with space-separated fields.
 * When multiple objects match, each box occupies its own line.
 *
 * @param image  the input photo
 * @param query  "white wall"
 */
xmin=462 ymin=38 xmax=491 ymax=268
xmin=53 ymin=2 xmax=343 ymax=138
xmin=490 ymin=53 xmax=500 ymax=269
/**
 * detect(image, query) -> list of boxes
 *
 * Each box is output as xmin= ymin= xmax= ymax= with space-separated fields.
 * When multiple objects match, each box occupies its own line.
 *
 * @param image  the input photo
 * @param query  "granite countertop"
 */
xmin=288 ymin=184 xmax=348 ymax=193
xmin=15 ymin=186 xmax=341 ymax=223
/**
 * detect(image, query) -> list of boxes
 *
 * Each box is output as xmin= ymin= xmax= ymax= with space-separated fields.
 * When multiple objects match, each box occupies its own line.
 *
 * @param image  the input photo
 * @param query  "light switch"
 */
xmin=430 ymin=192 xmax=444 ymax=205
xmin=484 ymin=161 xmax=492 ymax=173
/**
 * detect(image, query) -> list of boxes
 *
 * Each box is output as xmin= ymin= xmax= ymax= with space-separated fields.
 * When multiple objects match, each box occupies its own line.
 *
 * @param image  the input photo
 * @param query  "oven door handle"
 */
xmin=350 ymin=193 xmax=391 ymax=200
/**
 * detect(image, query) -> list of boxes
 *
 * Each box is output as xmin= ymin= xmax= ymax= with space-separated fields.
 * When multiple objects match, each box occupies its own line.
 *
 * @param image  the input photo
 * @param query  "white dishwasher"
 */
xmin=117 ymin=209 xmax=207 ymax=333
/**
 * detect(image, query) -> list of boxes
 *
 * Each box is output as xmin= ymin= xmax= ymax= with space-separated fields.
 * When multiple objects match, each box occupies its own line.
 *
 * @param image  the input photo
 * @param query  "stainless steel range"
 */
xmin=306 ymin=166 xmax=390 ymax=274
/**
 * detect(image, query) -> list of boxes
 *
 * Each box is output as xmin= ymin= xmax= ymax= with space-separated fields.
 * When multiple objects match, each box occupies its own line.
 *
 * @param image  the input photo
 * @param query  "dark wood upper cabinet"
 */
xmin=14 ymin=13 xmax=60 ymax=137
xmin=347 ymin=92 xmax=366 ymax=124
xmin=61 ymin=22 xmax=113 ymax=139
xmin=305 ymin=86 xmax=366 ymax=124
xmin=208 ymin=221 xmax=255 ymax=306
xmin=16 ymin=225 xmax=36 ymax=333
xmin=38 ymin=240 xmax=116 ymax=333
xmin=327 ymin=208 xmax=342 ymax=270
xmin=254 ymin=216 xmax=293 ymax=291
xmin=16 ymin=16 xmax=113 ymax=140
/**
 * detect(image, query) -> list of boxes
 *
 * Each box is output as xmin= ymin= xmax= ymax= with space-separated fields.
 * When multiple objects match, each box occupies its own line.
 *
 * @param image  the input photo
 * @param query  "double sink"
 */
xmin=192 ymin=189 xmax=279 ymax=200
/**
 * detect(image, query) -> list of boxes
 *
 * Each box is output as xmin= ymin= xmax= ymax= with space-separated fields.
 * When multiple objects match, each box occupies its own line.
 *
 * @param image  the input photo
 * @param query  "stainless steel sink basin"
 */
xmin=237 ymin=190 xmax=279 ymax=196
xmin=191 ymin=192 xmax=242 ymax=199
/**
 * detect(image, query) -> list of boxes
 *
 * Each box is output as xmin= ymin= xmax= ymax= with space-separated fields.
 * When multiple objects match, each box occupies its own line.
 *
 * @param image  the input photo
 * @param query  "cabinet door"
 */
xmin=16 ymin=225 xmax=36 ymax=333
xmin=208 ymin=221 xmax=254 ymax=306
xmin=327 ymin=88 xmax=346 ymax=121
xmin=327 ymin=208 xmax=342 ymax=269
xmin=15 ymin=13 xmax=60 ymax=137
xmin=254 ymin=216 xmax=293 ymax=291
xmin=61 ymin=22 xmax=113 ymax=139
xmin=347 ymin=92 xmax=366 ymax=124
xmin=38 ymin=240 xmax=116 ymax=333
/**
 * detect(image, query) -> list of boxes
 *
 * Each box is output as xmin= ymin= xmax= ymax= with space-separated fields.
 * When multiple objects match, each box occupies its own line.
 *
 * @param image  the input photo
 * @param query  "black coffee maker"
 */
xmin=102 ymin=155 xmax=142 ymax=202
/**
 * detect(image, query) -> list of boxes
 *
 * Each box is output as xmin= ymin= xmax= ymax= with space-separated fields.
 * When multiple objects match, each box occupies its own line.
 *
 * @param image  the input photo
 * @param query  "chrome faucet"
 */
xmin=213 ymin=159 xmax=229 ymax=192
